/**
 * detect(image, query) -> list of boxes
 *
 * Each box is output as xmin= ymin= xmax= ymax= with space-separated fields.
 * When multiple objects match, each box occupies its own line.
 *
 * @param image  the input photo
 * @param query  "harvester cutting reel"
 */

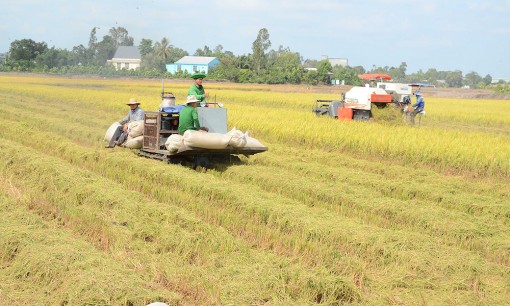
xmin=312 ymin=100 xmax=344 ymax=118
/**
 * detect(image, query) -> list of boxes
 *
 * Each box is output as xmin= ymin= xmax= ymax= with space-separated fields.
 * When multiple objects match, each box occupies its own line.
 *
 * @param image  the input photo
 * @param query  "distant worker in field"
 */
xmin=410 ymin=91 xmax=425 ymax=125
xmin=188 ymin=73 xmax=209 ymax=106
xmin=178 ymin=95 xmax=209 ymax=135
xmin=107 ymin=98 xmax=145 ymax=148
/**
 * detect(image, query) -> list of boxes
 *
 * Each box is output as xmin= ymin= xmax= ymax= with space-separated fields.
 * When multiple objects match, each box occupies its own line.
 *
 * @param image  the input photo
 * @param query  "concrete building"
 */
xmin=107 ymin=46 xmax=141 ymax=70
xmin=166 ymin=56 xmax=220 ymax=74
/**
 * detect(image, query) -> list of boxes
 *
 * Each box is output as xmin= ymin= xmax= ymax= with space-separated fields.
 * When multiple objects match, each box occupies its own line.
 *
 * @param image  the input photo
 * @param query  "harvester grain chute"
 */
xmin=312 ymin=73 xmax=412 ymax=120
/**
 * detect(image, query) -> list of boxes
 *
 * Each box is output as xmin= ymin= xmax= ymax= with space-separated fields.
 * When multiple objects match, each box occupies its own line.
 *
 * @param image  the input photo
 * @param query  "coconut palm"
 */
xmin=154 ymin=37 xmax=172 ymax=63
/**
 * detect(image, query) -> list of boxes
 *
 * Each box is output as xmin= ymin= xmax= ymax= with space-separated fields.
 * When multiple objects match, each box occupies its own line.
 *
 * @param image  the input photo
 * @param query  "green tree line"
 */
xmin=1 ymin=26 xmax=505 ymax=89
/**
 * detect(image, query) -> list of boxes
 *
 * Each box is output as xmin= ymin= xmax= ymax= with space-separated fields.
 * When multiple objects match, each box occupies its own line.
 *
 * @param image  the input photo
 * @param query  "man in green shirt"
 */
xmin=188 ymin=73 xmax=209 ymax=105
xmin=178 ymin=95 xmax=209 ymax=135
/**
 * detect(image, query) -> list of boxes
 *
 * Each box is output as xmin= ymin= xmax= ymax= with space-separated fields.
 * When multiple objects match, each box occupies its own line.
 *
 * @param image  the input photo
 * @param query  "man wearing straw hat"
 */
xmin=178 ymin=95 xmax=209 ymax=135
xmin=106 ymin=98 xmax=145 ymax=148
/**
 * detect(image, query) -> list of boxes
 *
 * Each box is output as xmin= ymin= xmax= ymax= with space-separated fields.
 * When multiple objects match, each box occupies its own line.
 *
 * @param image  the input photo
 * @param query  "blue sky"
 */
xmin=1 ymin=0 xmax=509 ymax=77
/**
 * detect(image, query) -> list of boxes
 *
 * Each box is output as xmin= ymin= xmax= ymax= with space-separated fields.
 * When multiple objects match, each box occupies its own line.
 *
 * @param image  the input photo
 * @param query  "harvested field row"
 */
xmin=0 ymin=105 xmax=506 ymax=305
xmin=1 ymin=74 xmax=510 ymax=305
xmin=0 ymin=137 xmax=358 ymax=305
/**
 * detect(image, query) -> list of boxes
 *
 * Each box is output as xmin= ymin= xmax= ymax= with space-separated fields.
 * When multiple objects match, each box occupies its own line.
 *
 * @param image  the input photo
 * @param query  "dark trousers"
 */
xmin=109 ymin=126 xmax=128 ymax=147
xmin=410 ymin=108 xmax=423 ymax=125
xmin=411 ymin=108 xmax=423 ymax=116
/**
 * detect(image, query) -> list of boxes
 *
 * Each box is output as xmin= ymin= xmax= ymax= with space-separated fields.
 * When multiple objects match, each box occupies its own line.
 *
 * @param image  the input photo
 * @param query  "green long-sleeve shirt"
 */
xmin=178 ymin=105 xmax=200 ymax=135
xmin=188 ymin=84 xmax=207 ymax=102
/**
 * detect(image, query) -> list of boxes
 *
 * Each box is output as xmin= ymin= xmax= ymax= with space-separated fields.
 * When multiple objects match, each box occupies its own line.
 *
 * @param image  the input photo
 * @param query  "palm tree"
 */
xmin=154 ymin=37 xmax=172 ymax=62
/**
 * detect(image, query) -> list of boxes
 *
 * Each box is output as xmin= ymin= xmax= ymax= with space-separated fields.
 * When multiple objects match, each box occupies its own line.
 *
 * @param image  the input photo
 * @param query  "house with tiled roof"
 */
xmin=107 ymin=46 xmax=141 ymax=70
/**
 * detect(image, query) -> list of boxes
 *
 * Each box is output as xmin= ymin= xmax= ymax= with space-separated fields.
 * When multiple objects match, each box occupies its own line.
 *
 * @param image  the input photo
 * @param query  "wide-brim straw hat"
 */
xmin=186 ymin=95 xmax=201 ymax=104
xmin=127 ymin=98 xmax=141 ymax=105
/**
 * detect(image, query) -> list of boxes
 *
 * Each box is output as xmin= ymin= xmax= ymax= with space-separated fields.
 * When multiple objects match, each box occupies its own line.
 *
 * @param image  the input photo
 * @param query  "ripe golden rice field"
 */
xmin=1 ymin=74 xmax=510 ymax=305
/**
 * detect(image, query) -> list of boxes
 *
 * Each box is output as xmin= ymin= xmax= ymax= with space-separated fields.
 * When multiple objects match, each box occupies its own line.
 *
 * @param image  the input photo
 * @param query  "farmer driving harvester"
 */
xmin=188 ymin=73 xmax=209 ymax=106
xmin=177 ymin=95 xmax=209 ymax=135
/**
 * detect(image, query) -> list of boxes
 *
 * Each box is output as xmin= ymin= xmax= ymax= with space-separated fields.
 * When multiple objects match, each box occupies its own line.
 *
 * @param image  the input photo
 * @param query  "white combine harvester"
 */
xmin=313 ymin=73 xmax=413 ymax=120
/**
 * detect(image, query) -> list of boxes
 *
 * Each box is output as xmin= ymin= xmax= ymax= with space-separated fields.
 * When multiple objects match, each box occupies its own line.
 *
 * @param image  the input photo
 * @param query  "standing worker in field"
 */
xmin=410 ymin=91 xmax=425 ymax=125
xmin=178 ymin=95 xmax=209 ymax=135
xmin=188 ymin=73 xmax=209 ymax=106
xmin=106 ymin=98 xmax=145 ymax=148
